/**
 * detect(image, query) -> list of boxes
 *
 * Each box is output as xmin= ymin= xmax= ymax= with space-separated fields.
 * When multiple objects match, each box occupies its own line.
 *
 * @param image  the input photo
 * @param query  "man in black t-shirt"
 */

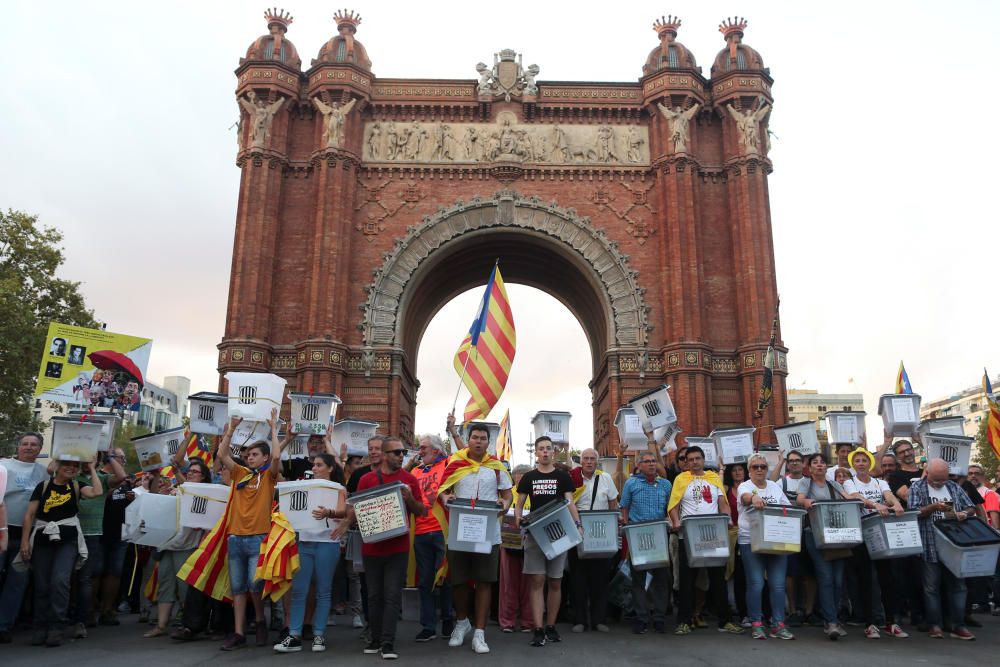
xmin=514 ymin=437 xmax=581 ymax=647
xmin=346 ymin=436 xmax=385 ymax=493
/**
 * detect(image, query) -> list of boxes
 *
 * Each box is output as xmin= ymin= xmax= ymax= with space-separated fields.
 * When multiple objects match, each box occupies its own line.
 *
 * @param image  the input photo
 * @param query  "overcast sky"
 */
xmin=4 ymin=1 xmax=997 ymax=464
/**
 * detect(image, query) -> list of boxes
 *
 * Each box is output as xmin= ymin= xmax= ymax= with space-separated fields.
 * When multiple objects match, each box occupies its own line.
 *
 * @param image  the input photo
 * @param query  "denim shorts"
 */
xmin=228 ymin=534 xmax=265 ymax=595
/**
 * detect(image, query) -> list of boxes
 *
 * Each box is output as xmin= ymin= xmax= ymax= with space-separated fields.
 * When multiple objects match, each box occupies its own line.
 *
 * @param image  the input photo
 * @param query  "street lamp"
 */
xmin=525 ymin=442 xmax=535 ymax=467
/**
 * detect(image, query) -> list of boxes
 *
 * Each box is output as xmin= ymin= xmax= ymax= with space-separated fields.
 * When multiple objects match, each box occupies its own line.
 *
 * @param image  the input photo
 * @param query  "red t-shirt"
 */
xmin=356 ymin=467 xmax=424 ymax=557
xmin=411 ymin=456 xmax=448 ymax=535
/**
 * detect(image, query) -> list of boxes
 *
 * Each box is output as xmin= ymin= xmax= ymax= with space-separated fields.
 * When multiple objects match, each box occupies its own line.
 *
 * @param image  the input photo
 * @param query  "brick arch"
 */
xmin=358 ymin=189 xmax=652 ymax=360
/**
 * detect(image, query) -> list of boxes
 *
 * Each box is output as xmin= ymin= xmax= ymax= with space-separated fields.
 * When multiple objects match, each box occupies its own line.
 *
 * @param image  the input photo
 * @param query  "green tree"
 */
xmin=113 ymin=420 xmax=150 ymax=475
xmin=0 ymin=209 xmax=97 ymax=444
xmin=972 ymin=417 xmax=999 ymax=484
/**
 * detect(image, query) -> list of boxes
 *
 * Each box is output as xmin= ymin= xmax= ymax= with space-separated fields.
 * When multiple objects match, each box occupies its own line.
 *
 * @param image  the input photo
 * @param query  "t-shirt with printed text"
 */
xmin=516 ymin=468 xmax=575 ymax=513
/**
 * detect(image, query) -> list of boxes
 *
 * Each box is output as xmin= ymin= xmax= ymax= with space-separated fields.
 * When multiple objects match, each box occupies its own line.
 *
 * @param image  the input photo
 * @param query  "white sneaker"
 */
xmin=471 ymin=629 xmax=490 ymax=654
xmin=352 ymin=615 xmax=364 ymax=629
xmin=312 ymin=636 xmax=326 ymax=652
xmin=448 ymin=618 xmax=472 ymax=647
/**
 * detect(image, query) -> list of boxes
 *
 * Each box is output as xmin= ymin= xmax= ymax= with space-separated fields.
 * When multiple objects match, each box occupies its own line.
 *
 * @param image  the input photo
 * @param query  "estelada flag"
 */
xmin=896 ymin=361 xmax=913 ymax=394
xmin=453 ymin=262 xmax=516 ymax=423
xmin=984 ymin=369 xmax=1000 ymax=459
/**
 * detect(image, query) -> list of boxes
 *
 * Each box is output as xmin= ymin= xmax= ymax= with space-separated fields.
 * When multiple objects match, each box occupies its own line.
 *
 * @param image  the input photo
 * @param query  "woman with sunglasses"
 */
xmin=736 ymin=454 xmax=794 ymax=640
xmin=796 ymin=453 xmax=849 ymax=640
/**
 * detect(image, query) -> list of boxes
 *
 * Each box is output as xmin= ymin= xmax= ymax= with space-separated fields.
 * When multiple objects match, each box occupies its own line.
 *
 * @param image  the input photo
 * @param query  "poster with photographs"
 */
xmin=35 ymin=322 xmax=152 ymax=411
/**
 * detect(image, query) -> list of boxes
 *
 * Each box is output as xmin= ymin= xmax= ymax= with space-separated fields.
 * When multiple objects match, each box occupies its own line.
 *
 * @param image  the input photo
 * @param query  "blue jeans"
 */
xmin=227 ymin=534 xmax=265 ymax=595
xmin=413 ymin=531 xmax=453 ymax=631
xmin=739 ymin=544 xmax=788 ymax=624
xmin=922 ymin=559 xmax=967 ymax=630
xmin=803 ymin=530 xmax=845 ymax=625
xmin=0 ymin=526 xmax=29 ymax=631
xmin=290 ymin=541 xmax=340 ymax=637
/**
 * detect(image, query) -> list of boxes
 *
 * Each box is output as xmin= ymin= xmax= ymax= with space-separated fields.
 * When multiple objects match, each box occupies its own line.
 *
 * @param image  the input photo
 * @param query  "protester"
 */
xmin=620 ymin=450 xmax=670 ymax=634
xmin=885 ymin=439 xmax=925 ymax=625
xmin=338 ymin=451 xmax=366 ymax=630
xmin=20 ymin=457 xmax=104 ymax=647
xmin=437 ymin=423 xmax=513 ymax=654
xmin=569 ymin=447 xmax=618 ymax=634
xmin=499 ymin=464 xmax=533 ymax=633
xmin=347 ymin=436 xmax=385 ymax=492
xmin=73 ymin=444 xmax=126 ymax=637
xmin=337 ymin=436 xmax=426 ymax=660
xmin=668 ymin=445 xmax=743 ymax=636
xmin=796 ymin=453 xmax=848 ymax=640
xmin=908 ymin=458 xmax=977 ymax=640
xmin=723 ymin=462 xmax=749 ymax=626
xmin=736 ymin=453 xmax=794 ymax=639
xmin=769 ymin=449 xmax=815 ymax=626
xmin=217 ymin=410 xmax=282 ymax=650
xmin=826 ymin=443 xmax=856 ymax=482
xmin=273 ymin=453 xmax=346 ymax=653
xmin=410 ymin=433 xmax=453 ymax=642
xmin=842 ymin=448 xmax=908 ymax=639
xmin=514 ymin=436 xmax=581 ymax=647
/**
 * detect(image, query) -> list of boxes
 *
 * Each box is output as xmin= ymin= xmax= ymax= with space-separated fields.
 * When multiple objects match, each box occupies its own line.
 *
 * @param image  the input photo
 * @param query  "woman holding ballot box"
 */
xmin=736 ymin=454 xmax=794 ymax=640
xmin=842 ymin=448 xmax=908 ymax=639
xmin=796 ymin=453 xmax=849 ymax=640
xmin=19 ymin=458 xmax=104 ymax=647
xmin=274 ymin=453 xmax=346 ymax=654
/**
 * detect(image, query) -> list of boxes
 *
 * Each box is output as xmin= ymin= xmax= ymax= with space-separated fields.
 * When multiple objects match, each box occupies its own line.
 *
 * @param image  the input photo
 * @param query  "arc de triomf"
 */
xmin=219 ymin=10 xmax=788 ymax=452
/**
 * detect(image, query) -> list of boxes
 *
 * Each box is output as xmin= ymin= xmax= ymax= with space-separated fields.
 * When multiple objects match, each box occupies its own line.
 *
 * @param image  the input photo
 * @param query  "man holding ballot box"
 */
xmin=437 ymin=423 xmax=513 ymax=655
xmin=217 ymin=410 xmax=282 ymax=651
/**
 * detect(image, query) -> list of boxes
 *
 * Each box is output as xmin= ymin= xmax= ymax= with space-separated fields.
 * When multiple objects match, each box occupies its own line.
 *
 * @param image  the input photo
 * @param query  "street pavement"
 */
xmin=3 ymin=613 xmax=999 ymax=666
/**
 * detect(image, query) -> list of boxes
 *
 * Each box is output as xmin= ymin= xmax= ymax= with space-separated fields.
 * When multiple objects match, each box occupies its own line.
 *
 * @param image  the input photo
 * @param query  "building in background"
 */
xmin=786 ymin=388 xmax=865 ymax=456
xmin=920 ymin=374 xmax=999 ymax=460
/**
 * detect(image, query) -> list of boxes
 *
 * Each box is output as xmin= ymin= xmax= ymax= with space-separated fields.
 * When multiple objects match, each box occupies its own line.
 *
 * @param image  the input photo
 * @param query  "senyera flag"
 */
xmin=453 ymin=263 xmax=516 ymax=423
xmin=984 ymin=368 xmax=1000 ymax=458
xmin=497 ymin=409 xmax=513 ymax=461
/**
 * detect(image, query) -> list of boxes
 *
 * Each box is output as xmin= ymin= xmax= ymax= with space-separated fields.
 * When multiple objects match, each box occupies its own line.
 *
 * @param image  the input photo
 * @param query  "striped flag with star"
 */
xmin=453 ymin=262 xmax=516 ymax=423
xmin=984 ymin=369 xmax=1000 ymax=458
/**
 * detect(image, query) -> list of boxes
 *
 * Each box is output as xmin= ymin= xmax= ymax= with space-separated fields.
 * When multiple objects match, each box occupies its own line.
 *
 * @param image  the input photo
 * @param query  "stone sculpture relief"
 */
xmin=475 ymin=49 xmax=538 ymax=101
xmin=238 ymin=91 xmax=286 ymax=149
xmin=363 ymin=118 xmax=649 ymax=166
xmin=727 ymin=96 xmax=770 ymax=155
xmin=656 ymin=102 xmax=700 ymax=154
xmin=313 ymin=97 xmax=357 ymax=149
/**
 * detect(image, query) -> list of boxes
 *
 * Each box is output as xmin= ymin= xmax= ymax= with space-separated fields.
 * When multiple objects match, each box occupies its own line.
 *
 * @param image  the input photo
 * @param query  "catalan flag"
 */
xmin=178 ymin=483 xmax=235 ymax=602
xmin=453 ymin=263 xmax=516 ymax=423
xmin=896 ymin=361 xmax=913 ymax=394
xmin=255 ymin=511 xmax=300 ymax=602
xmin=984 ymin=369 xmax=1000 ymax=458
xmin=496 ymin=409 xmax=513 ymax=461
xmin=186 ymin=432 xmax=214 ymax=468
xmin=755 ymin=299 xmax=779 ymax=416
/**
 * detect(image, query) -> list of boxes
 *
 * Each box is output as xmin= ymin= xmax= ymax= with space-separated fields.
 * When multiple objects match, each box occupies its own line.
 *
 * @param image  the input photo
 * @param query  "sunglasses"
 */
xmin=750 ymin=464 xmax=768 ymax=470
xmin=385 ymin=449 xmax=406 ymax=456
xmin=896 ymin=448 xmax=913 ymax=455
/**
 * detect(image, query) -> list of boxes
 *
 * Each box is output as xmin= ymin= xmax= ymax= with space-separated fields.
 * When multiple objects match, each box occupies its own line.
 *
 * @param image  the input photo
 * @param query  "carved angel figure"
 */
xmin=726 ymin=97 xmax=770 ymax=154
xmin=524 ymin=64 xmax=540 ymax=96
xmin=238 ymin=91 xmax=286 ymax=149
xmin=313 ymin=96 xmax=358 ymax=149
xmin=657 ymin=102 xmax=700 ymax=154
xmin=476 ymin=62 xmax=493 ymax=94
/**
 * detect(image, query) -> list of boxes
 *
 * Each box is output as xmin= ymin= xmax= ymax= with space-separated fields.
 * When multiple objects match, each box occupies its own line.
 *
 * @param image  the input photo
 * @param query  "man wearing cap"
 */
xmin=908 ymin=458 xmax=976 ymax=639
xmin=410 ymin=433 xmax=454 ymax=642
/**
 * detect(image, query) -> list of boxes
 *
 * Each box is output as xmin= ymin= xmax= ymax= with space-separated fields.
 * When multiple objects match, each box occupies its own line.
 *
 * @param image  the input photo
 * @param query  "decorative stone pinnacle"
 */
xmin=718 ymin=16 xmax=747 ymax=39
xmin=334 ymin=8 xmax=362 ymax=32
xmin=265 ymin=7 xmax=293 ymax=31
xmin=653 ymin=15 xmax=681 ymax=37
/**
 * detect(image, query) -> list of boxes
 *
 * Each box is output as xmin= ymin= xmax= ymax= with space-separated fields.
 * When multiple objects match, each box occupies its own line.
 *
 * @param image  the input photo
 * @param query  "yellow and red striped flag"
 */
xmin=497 ymin=409 xmax=513 ymax=461
xmin=984 ymin=369 xmax=1000 ymax=458
xmin=255 ymin=511 xmax=300 ymax=602
xmin=453 ymin=263 xmax=516 ymax=422
xmin=178 ymin=483 xmax=235 ymax=602
xmin=186 ymin=432 xmax=214 ymax=468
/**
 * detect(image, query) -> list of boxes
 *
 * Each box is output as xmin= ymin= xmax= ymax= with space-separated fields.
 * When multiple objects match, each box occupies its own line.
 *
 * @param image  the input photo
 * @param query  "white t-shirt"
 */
xmin=928 ymin=483 xmax=953 ymax=521
xmin=843 ymin=476 xmax=890 ymax=515
xmin=575 ymin=472 xmax=619 ymax=511
xmin=453 ymin=467 xmax=513 ymax=545
xmin=736 ymin=479 xmax=790 ymax=543
xmin=679 ymin=475 xmax=722 ymax=518
xmin=1 ymin=459 xmax=49 ymax=527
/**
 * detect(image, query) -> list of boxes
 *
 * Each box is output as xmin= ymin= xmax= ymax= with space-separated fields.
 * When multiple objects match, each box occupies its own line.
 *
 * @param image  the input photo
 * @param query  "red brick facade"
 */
xmin=220 ymin=12 xmax=788 ymax=451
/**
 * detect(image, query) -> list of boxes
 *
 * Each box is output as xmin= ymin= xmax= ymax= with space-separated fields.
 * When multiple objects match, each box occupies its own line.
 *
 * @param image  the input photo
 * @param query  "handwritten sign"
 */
xmin=354 ymin=490 xmax=407 ymax=540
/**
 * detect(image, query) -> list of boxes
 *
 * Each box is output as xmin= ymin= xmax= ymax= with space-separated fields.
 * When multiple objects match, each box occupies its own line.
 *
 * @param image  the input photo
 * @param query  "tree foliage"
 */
xmin=0 ymin=209 xmax=97 ymax=444
xmin=972 ymin=417 xmax=1000 ymax=484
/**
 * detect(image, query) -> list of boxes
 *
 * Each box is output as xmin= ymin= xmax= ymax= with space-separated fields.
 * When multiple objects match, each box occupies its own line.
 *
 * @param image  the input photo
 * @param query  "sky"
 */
xmin=3 ymin=1 xmax=998 ymax=465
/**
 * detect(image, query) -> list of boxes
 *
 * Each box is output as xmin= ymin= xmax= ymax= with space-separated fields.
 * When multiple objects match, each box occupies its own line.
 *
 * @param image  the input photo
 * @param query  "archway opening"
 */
xmin=414 ymin=284 xmax=593 ymax=465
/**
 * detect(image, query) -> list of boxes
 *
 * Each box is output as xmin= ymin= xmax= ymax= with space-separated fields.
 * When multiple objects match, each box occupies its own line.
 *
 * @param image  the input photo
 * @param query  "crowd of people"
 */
xmin=0 ymin=415 xmax=998 ymax=657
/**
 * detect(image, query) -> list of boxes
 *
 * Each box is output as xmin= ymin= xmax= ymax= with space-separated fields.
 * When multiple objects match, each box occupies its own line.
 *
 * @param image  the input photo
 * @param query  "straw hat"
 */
xmin=850 ymin=447 xmax=875 ymax=472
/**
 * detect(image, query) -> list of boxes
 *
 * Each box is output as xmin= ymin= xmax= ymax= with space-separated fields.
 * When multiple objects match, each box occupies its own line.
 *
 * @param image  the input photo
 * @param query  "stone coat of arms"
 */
xmin=476 ymin=49 xmax=539 ymax=101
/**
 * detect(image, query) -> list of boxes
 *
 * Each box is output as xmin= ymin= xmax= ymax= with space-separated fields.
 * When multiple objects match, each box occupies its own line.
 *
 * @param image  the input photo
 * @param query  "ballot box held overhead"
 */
xmin=333 ymin=419 xmax=379 ymax=457
xmin=289 ymin=391 xmax=341 ymax=436
xmin=447 ymin=498 xmax=501 ymax=554
xmin=614 ymin=407 xmax=648 ymax=452
xmin=347 ymin=482 xmax=410 ymax=544
xmin=188 ymin=392 xmax=228 ymax=435
xmin=825 ymin=411 xmax=866 ymax=445
xmin=862 ymin=511 xmax=922 ymax=560
xmin=916 ymin=416 xmax=966 ymax=439
xmin=711 ymin=427 xmax=754 ymax=465
xmin=577 ymin=510 xmax=620 ymax=558
xmin=131 ymin=426 xmax=185 ymax=472
xmin=933 ymin=518 xmax=1000 ymax=578
xmin=50 ymin=417 xmax=105 ymax=463
xmin=278 ymin=479 xmax=345 ymax=541
xmin=681 ymin=514 xmax=731 ymax=567
xmin=225 ymin=372 xmax=287 ymax=421
xmin=923 ymin=433 xmax=974 ymax=476
xmin=622 ymin=520 xmax=670 ymax=571
xmin=774 ymin=421 xmax=819 ymax=457
xmin=747 ymin=506 xmax=806 ymax=555
xmin=878 ymin=393 xmax=922 ymax=438
xmin=808 ymin=499 xmax=863 ymax=548
xmin=522 ymin=497 xmax=582 ymax=559
xmin=67 ymin=410 xmax=120 ymax=452
xmin=177 ymin=482 xmax=230 ymax=530
xmin=627 ymin=384 xmax=677 ymax=433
